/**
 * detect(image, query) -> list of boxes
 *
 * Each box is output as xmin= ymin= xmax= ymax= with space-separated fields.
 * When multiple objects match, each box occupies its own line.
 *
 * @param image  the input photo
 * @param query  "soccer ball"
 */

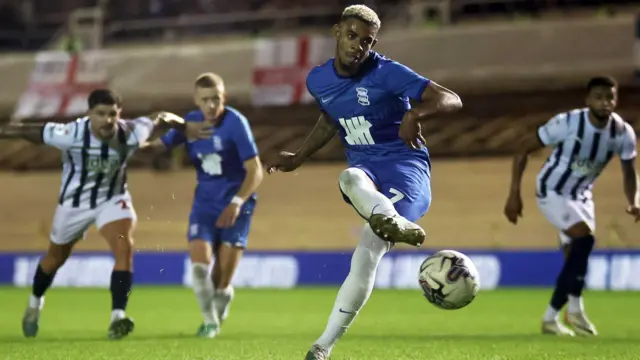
xmin=418 ymin=250 xmax=480 ymax=310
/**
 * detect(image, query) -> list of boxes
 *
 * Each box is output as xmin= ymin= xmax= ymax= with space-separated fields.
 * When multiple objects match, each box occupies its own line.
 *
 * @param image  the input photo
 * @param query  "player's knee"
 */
xmin=339 ymin=168 xmax=371 ymax=192
xmin=564 ymin=222 xmax=592 ymax=239
xmin=114 ymin=234 xmax=134 ymax=252
xmin=189 ymin=240 xmax=212 ymax=264
xmin=112 ymin=235 xmax=134 ymax=269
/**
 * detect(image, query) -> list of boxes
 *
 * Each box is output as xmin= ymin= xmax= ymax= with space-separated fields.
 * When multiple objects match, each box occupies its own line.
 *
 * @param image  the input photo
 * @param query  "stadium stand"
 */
xmin=1 ymin=0 xmax=638 ymax=50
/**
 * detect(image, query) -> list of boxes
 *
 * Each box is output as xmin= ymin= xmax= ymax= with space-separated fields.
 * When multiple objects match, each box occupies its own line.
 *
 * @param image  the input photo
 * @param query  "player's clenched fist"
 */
xmin=265 ymin=151 xmax=300 ymax=174
xmin=216 ymin=203 xmax=241 ymax=228
xmin=503 ymin=193 xmax=523 ymax=224
xmin=626 ymin=205 xmax=640 ymax=223
xmin=399 ymin=112 xmax=427 ymax=149
xmin=151 ymin=111 xmax=184 ymax=127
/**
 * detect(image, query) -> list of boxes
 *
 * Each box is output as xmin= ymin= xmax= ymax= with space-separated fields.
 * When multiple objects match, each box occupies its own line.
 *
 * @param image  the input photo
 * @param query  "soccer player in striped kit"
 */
xmin=504 ymin=76 xmax=640 ymax=336
xmin=0 ymin=89 xmax=187 ymax=339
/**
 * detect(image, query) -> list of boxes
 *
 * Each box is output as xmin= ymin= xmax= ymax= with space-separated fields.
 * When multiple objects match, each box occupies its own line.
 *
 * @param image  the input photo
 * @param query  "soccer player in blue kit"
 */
xmin=266 ymin=5 xmax=463 ymax=359
xmin=143 ymin=73 xmax=263 ymax=338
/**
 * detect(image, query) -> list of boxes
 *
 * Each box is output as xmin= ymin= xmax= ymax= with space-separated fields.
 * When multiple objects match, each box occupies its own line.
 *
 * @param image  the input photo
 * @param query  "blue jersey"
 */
xmin=161 ymin=106 xmax=259 ymax=215
xmin=307 ymin=51 xmax=433 ymax=222
xmin=306 ymin=51 xmax=431 ymax=166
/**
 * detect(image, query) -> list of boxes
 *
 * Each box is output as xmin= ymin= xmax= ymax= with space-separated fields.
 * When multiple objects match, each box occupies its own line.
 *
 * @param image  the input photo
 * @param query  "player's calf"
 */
xmin=312 ymin=225 xmax=390 ymax=355
xmin=562 ymin=224 xmax=598 ymax=336
xmin=189 ymin=240 xmax=219 ymax=337
xmin=213 ymin=243 xmax=242 ymax=324
xmin=563 ymin=223 xmax=595 ymax=302
xmin=23 ymin=242 xmax=74 ymax=338
xmin=543 ymin=222 xmax=597 ymax=334
xmin=100 ymin=219 xmax=136 ymax=339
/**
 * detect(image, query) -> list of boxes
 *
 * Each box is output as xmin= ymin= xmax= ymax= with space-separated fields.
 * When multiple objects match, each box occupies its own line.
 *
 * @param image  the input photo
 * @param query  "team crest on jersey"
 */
xmin=213 ymin=135 xmax=223 ymax=151
xmin=356 ymin=87 xmax=370 ymax=106
xmin=571 ymin=157 xmax=606 ymax=176
xmin=86 ymin=157 xmax=120 ymax=173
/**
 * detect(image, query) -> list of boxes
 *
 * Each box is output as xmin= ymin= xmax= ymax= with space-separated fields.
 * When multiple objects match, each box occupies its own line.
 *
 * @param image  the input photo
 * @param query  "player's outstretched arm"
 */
xmin=134 ymin=111 xmax=197 ymax=152
xmin=147 ymin=112 xmax=187 ymax=138
xmin=266 ymin=112 xmax=337 ymax=173
xmin=138 ymin=138 xmax=168 ymax=153
xmin=139 ymin=113 xmax=212 ymax=152
xmin=0 ymin=122 xmax=46 ymax=143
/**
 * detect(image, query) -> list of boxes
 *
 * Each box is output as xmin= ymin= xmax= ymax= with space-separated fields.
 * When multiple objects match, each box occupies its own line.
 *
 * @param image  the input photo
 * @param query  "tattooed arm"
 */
xmin=0 ymin=122 xmax=48 ymax=143
xmin=265 ymin=112 xmax=338 ymax=173
xmin=292 ymin=112 xmax=338 ymax=164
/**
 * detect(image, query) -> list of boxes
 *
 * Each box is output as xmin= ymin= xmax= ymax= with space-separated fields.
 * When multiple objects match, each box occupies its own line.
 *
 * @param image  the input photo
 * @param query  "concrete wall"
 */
xmin=0 ymin=16 xmax=635 ymax=114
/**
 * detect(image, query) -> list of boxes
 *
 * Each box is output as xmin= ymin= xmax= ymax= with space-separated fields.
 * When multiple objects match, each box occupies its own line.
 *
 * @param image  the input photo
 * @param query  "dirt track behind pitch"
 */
xmin=0 ymin=156 xmax=636 ymax=252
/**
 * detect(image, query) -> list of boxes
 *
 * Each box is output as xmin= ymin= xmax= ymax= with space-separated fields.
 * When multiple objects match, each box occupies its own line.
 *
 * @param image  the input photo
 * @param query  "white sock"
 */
xmin=543 ymin=305 xmax=559 ymax=322
xmin=339 ymin=168 xmax=398 ymax=219
xmin=314 ymin=225 xmax=391 ymax=353
xmin=567 ymin=295 xmax=584 ymax=313
xmin=111 ymin=309 xmax=126 ymax=323
xmin=214 ymin=286 xmax=234 ymax=321
xmin=28 ymin=295 xmax=44 ymax=310
xmin=192 ymin=263 xmax=218 ymax=325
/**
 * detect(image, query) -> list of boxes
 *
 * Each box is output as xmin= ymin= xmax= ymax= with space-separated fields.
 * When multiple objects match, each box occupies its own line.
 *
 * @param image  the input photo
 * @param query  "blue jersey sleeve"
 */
xmin=232 ymin=116 xmax=259 ymax=161
xmin=160 ymin=129 xmax=185 ymax=149
xmin=306 ymin=75 xmax=324 ymax=111
xmin=378 ymin=61 xmax=430 ymax=101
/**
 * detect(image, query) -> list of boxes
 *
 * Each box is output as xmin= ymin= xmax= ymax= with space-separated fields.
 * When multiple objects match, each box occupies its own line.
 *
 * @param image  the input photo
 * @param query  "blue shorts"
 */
xmin=187 ymin=199 xmax=256 ymax=248
xmin=341 ymin=157 xmax=432 ymax=222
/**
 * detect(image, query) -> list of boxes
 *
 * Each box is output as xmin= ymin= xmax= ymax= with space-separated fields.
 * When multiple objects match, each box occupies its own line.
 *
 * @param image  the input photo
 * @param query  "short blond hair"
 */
xmin=341 ymin=5 xmax=381 ymax=28
xmin=195 ymin=72 xmax=225 ymax=91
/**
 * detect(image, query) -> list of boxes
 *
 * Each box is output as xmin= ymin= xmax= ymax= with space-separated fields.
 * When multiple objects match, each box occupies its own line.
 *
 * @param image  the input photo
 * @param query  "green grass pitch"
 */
xmin=1 ymin=287 xmax=639 ymax=360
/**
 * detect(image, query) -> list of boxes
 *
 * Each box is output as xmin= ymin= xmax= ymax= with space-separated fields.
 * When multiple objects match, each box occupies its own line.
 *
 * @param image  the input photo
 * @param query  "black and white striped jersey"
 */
xmin=536 ymin=108 xmax=637 ymax=200
xmin=42 ymin=116 xmax=154 ymax=209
